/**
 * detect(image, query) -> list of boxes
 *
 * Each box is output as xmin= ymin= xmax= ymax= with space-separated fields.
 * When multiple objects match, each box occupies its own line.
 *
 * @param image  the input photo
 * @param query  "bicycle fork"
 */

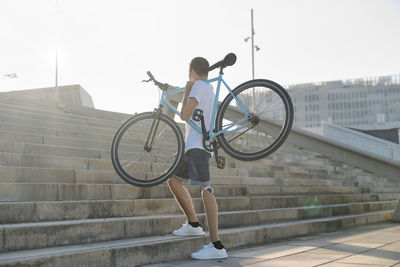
xmin=144 ymin=107 xmax=163 ymax=152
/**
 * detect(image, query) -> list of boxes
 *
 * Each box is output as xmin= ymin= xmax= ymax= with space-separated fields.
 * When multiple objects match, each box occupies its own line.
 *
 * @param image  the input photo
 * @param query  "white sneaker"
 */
xmin=172 ymin=222 xmax=205 ymax=236
xmin=191 ymin=242 xmax=228 ymax=260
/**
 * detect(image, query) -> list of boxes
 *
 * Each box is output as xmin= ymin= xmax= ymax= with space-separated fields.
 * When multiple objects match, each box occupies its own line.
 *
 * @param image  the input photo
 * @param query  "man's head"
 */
xmin=189 ymin=57 xmax=209 ymax=81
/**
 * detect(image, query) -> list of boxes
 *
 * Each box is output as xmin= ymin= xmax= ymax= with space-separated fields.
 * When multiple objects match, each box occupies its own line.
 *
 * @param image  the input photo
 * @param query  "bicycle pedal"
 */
xmin=217 ymin=156 xmax=226 ymax=169
xmin=192 ymin=109 xmax=203 ymax=121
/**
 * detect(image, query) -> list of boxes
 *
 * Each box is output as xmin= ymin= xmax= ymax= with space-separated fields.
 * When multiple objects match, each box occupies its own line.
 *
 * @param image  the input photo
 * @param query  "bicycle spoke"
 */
xmin=217 ymin=80 xmax=292 ymax=159
xmin=121 ymin=152 xmax=146 ymax=169
xmin=113 ymin=114 xmax=182 ymax=184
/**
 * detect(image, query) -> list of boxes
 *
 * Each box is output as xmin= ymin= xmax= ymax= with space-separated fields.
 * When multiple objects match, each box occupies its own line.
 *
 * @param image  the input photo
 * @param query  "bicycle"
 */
xmin=111 ymin=53 xmax=294 ymax=187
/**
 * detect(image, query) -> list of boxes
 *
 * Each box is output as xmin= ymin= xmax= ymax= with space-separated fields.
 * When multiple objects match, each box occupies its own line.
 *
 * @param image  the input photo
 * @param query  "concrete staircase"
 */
xmin=0 ymin=92 xmax=399 ymax=266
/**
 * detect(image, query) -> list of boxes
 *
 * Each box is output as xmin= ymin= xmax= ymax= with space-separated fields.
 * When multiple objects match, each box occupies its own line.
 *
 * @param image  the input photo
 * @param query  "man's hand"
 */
xmin=181 ymin=81 xmax=195 ymax=109
xmin=183 ymin=81 xmax=194 ymax=102
xmin=180 ymin=80 xmax=198 ymax=121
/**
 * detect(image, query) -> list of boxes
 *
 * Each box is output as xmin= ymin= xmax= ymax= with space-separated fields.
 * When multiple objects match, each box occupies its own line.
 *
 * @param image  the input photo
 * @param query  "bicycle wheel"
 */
xmin=216 ymin=79 xmax=293 ymax=161
xmin=111 ymin=112 xmax=184 ymax=187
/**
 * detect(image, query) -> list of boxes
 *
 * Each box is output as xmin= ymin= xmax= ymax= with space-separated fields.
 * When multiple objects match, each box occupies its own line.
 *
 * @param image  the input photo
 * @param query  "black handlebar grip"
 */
xmin=147 ymin=71 xmax=155 ymax=80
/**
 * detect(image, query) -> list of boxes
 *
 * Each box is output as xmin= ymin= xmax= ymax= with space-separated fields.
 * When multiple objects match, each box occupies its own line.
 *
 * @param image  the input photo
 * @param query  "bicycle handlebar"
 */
xmin=145 ymin=71 xmax=169 ymax=91
xmin=147 ymin=71 xmax=155 ymax=81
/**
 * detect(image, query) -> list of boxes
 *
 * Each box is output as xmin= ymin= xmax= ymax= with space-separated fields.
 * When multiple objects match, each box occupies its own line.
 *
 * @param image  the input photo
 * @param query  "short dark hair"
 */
xmin=189 ymin=57 xmax=209 ymax=77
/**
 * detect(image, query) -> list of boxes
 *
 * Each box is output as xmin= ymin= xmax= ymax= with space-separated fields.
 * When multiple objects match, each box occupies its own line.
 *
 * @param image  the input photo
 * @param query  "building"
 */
xmin=286 ymin=74 xmax=400 ymax=132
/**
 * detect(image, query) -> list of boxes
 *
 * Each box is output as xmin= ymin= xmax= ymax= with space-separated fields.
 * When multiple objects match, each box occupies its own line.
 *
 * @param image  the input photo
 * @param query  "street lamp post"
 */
xmin=251 ymin=8 xmax=255 ymax=80
xmin=244 ymin=8 xmax=260 ymax=111
xmin=55 ymin=0 xmax=59 ymax=90
xmin=244 ymin=9 xmax=260 ymax=80
xmin=55 ymin=49 xmax=58 ymax=89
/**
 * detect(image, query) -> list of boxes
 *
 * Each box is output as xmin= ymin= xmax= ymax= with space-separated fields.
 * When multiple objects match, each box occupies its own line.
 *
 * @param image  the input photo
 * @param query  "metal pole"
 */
xmin=251 ymin=9 xmax=256 ymax=111
xmin=55 ymin=49 xmax=58 ymax=88
xmin=251 ymin=8 xmax=255 ymax=80
xmin=55 ymin=0 xmax=59 ymax=89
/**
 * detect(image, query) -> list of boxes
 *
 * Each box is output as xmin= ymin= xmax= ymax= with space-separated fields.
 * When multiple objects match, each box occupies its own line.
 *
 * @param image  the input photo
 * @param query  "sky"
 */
xmin=1 ymin=0 xmax=400 ymax=114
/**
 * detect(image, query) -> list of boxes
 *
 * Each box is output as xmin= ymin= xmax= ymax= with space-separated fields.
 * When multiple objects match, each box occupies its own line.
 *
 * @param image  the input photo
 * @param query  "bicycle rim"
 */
xmin=216 ymin=79 xmax=293 ymax=160
xmin=111 ymin=112 xmax=184 ymax=187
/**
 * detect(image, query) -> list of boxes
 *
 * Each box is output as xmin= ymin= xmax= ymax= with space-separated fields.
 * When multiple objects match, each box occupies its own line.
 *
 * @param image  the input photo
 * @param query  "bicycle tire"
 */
xmin=216 ymin=79 xmax=294 ymax=161
xmin=111 ymin=112 xmax=184 ymax=187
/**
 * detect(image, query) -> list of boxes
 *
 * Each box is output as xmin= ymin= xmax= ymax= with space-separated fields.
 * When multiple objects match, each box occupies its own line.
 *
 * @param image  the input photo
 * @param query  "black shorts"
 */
xmin=173 ymin=148 xmax=211 ymax=185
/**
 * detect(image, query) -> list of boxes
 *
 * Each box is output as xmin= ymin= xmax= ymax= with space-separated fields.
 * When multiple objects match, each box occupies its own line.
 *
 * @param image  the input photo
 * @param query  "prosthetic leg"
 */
xmin=202 ymin=186 xmax=219 ymax=242
xmin=190 ymin=185 xmax=227 ymax=259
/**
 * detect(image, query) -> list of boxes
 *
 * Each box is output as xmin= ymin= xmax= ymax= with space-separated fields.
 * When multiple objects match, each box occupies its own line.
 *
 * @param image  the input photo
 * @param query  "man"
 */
xmin=167 ymin=57 xmax=228 ymax=260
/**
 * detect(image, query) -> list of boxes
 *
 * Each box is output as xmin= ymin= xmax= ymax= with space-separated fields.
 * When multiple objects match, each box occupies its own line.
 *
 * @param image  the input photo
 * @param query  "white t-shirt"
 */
xmin=184 ymin=80 xmax=215 ymax=153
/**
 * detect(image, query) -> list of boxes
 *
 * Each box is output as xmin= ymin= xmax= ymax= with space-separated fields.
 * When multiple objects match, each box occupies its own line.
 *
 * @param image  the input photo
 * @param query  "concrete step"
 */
xmin=0 ymin=125 xmax=378 ymax=181
xmin=0 ymin=106 xmax=124 ymax=130
xmin=0 ymin=152 xmax=243 ymax=178
xmin=0 ymin=140 xmax=102 ymax=159
xmin=0 ymin=122 xmax=120 ymax=145
xmin=0 ymin=116 xmax=366 ymax=173
xmin=0 ymin=210 xmax=393 ymax=266
xmin=1 ymin=114 xmax=120 ymax=137
xmin=0 ymin=200 xmax=395 ymax=253
xmin=0 ymin=124 xmax=176 ymax=155
xmin=1 ymin=120 xmax=334 ymax=169
xmin=0 ymin=110 xmax=182 ymax=140
xmin=0 ymin=107 xmax=328 ymax=160
xmin=0 ymin=121 xmax=57 ymax=136
xmin=0 ymin=94 xmax=373 ymax=172
xmin=1 ymin=165 xmax=397 ymax=192
xmin=2 ymin=153 xmax=396 ymax=191
xmin=0 ymin=102 xmax=126 ymax=128
xmin=0 ymin=98 xmax=389 ymax=183
xmin=0 ymin=130 xmax=44 ymax=145
xmin=0 ymin=110 xmax=114 ymax=134
xmin=0 ymin=131 xmax=394 ymax=188
xmin=0 ymin=150 xmax=320 ymax=176
xmin=0 ymin=193 xmax=397 ymax=224
xmin=0 ymin=164 xmax=332 ymax=186
xmin=0 ymin=129 xmax=113 ymax=151
xmin=0 ymin=127 xmax=331 ymax=163
xmin=1 ymin=149 xmax=380 ymax=183
xmin=0 ymin=182 xmax=378 ymax=202
xmin=0 ymin=166 xmax=117 ymax=184
xmin=0 ymin=93 xmax=133 ymax=122
xmin=0 ymin=152 xmax=359 ymax=184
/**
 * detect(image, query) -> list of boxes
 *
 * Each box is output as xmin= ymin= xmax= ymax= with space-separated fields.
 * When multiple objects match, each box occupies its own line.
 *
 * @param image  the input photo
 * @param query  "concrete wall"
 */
xmin=3 ymin=85 xmax=94 ymax=108
xmin=224 ymin=105 xmax=400 ymax=182
xmin=323 ymin=121 xmax=400 ymax=162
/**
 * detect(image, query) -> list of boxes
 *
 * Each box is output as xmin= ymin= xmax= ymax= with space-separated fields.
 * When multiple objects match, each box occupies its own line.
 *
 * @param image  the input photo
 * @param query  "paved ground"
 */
xmin=144 ymin=223 xmax=400 ymax=267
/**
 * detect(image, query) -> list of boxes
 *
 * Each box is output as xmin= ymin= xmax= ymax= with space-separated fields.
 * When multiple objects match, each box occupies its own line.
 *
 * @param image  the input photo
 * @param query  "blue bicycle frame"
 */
xmin=160 ymin=73 xmax=251 ymax=142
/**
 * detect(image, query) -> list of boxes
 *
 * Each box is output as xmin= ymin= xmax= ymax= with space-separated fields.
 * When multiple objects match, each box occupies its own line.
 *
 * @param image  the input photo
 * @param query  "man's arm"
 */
xmin=180 ymin=81 xmax=198 ymax=121
xmin=181 ymin=98 xmax=198 ymax=121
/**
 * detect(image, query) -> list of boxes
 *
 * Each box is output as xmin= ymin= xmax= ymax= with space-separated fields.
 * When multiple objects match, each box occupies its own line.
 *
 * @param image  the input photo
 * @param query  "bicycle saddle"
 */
xmin=209 ymin=53 xmax=237 ymax=71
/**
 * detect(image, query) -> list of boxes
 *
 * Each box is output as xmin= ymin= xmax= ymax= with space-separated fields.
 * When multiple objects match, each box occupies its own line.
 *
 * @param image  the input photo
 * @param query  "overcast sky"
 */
xmin=1 ymin=0 xmax=400 ymax=114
